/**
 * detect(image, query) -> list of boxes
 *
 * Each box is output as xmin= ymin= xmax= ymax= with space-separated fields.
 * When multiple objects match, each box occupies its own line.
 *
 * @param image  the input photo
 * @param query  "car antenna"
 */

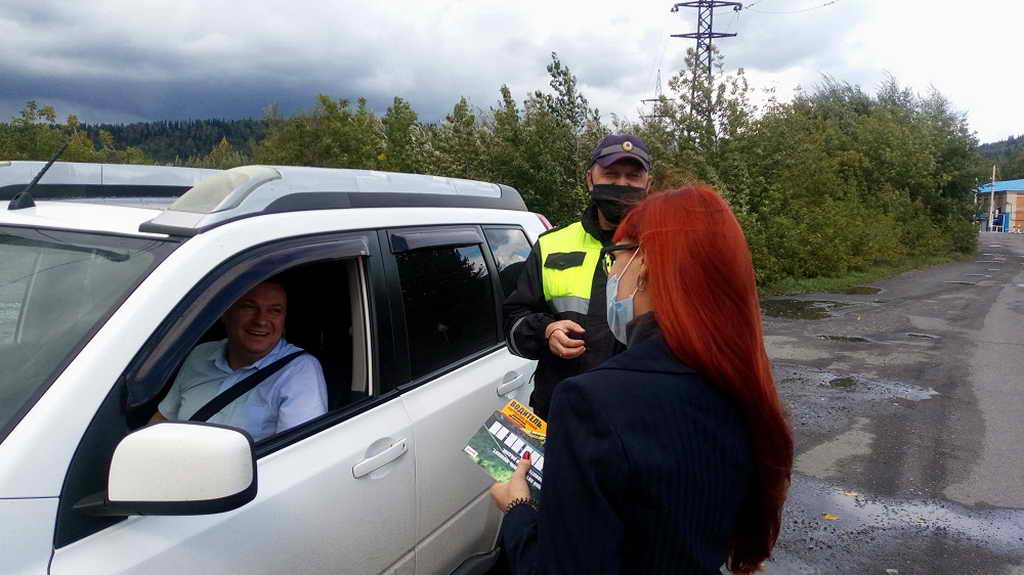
xmin=8 ymin=140 xmax=69 ymax=210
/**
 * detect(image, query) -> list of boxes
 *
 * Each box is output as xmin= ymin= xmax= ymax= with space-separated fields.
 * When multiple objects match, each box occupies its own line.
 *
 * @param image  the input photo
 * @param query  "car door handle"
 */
xmin=497 ymin=372 xmax=526 ymax=396
xmin=352 ymin=438 xmax=408 ymax=479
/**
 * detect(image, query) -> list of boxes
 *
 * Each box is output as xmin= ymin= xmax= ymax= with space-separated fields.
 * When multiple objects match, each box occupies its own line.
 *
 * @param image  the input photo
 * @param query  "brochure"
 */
xmin=463 ymin=399 xmax=546 ymax=500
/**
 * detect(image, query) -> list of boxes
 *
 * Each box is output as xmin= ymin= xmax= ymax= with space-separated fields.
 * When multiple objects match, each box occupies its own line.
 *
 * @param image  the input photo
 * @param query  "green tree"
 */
xmin=429 ymin=97 xmax=486 ymax=180
xmin=254 ymin=95 xmax=383 ymax=169
xmin=0 ymin=101 xmax=151 ymax=165
xmin=183 ymin=137 xmax=247 ymax=169
xmin=381 ymin=97 xmax=420 ymax=173
xmin=628 ymin=46 xmax=755 ymax=202
xmin=487 ymin=53 xmax=601 ymax=226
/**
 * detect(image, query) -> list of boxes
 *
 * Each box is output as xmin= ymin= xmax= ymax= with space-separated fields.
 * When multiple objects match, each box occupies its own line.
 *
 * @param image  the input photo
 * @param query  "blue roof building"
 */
xmin=976 ymin=179 xmax=1024 ymax=232
xmin=976 ymin=178 xmax=1024 ymax=195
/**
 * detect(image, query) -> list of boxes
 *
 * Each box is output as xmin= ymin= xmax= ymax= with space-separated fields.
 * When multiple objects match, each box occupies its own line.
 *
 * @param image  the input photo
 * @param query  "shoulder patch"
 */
xmin=544 ymin=251 xmax=587 ymax=270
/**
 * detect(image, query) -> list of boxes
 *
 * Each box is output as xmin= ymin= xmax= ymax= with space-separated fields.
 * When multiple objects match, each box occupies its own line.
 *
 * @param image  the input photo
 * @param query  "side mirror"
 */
xmin=75 ymin=422 xmax=257 ymax=516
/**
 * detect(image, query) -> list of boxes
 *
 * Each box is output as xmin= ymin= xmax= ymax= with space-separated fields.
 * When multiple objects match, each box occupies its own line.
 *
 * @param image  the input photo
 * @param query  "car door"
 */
xmin=381 ymin=225 xmax=535 ymax=575
xmin=50 ymin=232 xmax=418 ymax=575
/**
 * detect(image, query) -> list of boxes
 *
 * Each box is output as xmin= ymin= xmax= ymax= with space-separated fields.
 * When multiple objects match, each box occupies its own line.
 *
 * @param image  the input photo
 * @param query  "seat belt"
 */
xmin=189 ymin=350 xmax=306 ymax=423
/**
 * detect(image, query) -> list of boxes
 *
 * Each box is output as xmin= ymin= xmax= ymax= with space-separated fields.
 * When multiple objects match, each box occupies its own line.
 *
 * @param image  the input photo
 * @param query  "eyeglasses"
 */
xmin=600 ymin=243 xmax=639 ymax=274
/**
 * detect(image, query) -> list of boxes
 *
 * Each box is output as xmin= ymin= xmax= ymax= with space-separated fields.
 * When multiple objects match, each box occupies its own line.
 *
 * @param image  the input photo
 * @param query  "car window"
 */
xmin=395 ymin=244 xmax=497 ymax=379
xmin=484 ymin=227 xmax=532 ymax=298
xmin=0 ymin=243 xmax=35 ymax=343
xmin=0 ymin=227 xmax=172 ymax=440
xmin=144 ymin=257 xmax=373 ymax=441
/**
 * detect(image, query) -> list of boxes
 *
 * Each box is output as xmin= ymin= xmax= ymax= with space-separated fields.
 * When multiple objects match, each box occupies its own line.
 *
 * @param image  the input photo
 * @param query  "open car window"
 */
xmin=145 ymin=257 xmax=374 ymax=443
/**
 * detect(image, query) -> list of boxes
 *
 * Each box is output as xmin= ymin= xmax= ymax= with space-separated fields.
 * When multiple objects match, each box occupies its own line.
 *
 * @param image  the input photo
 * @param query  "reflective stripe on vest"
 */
xmin=549 ymin=295 xmax=589 ymax=314
xmin=538 ymin=222 xmax=603 ymax=314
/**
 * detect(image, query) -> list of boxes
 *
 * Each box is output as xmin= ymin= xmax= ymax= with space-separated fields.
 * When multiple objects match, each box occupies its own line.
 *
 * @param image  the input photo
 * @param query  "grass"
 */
xmin=759 ymin=252 xmax=973 ymax=297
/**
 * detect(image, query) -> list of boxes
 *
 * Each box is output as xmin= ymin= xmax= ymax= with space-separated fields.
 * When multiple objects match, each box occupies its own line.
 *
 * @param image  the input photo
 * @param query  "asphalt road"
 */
xmin=758 ymin=232 xmax=1024 ymax=575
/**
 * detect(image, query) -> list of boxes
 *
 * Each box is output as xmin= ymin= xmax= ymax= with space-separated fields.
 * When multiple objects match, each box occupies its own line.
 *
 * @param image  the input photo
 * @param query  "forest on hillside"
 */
xmin=0 ymin=49 xmax=982 ymax=287
xmin=80 ymin=119 xmax=265 ymax=164
xmin=978 ymin=135 xmax=1024 ymax=180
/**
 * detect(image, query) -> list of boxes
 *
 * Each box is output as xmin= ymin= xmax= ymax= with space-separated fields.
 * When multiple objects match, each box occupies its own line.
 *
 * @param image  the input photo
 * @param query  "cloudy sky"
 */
xmin=2 ymin=0 xmax=1020 ymax=143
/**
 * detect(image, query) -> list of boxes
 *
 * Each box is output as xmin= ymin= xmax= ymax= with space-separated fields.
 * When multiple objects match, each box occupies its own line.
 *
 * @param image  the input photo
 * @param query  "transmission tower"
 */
xmin=640 ymin=69 xmax=667 ymax=121
xmin=671 ymin=1 xmax=743 ymax=79
xmin=669 ymin=1 xmax=742 ymax=124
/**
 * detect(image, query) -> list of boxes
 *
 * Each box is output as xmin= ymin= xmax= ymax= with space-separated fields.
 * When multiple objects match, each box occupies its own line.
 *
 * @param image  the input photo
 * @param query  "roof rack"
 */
xmin=138 ymin=165 xmax=528 ymax=237
xmin=0 ymin=161 xmax=220 ymax=202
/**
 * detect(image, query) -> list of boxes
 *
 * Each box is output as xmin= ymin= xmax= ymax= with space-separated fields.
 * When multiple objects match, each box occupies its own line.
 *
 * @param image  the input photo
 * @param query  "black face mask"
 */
xmin=590 ymin=184 xmax=646 ymax=225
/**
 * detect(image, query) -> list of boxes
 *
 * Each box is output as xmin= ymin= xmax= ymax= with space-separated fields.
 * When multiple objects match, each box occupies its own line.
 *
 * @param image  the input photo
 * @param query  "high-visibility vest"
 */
xmin=538 ymin=222 xmax=603 ymax=316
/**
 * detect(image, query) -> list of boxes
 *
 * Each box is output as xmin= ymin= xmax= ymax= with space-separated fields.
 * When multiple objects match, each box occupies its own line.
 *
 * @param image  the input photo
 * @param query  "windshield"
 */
xmin=0 ymin=227 xmax=174 ymax=439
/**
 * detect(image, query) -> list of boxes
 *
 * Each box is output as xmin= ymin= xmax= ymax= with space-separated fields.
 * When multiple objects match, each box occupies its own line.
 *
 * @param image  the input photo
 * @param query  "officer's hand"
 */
xmin=545 ymin=320 xmax=586 ymax=359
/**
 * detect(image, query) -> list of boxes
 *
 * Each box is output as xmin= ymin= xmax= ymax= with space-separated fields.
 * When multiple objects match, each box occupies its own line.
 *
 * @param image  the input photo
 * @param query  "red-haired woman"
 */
xmin=489 ymin=186 xmax=793 ymax=574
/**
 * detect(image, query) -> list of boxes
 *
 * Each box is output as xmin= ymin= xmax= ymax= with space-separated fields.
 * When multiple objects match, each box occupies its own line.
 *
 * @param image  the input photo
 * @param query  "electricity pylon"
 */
xmin=670 ymin=1 xmax=742 ymax=121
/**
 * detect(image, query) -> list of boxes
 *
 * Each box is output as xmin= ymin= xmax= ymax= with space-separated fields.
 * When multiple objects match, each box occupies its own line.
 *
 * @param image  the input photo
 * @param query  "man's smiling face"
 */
xmin=223 ymin=282 xmax=287 ymax=367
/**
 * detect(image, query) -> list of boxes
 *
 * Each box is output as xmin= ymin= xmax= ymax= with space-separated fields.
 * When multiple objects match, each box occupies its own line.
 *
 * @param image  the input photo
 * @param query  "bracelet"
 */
xmin=504 ymin=497 xmax=537 ymax=513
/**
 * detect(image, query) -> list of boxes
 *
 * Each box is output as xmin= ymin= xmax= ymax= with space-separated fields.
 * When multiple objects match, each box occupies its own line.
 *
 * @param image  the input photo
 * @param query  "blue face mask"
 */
xmin=606 ymin=249 xmax=640 ymax=345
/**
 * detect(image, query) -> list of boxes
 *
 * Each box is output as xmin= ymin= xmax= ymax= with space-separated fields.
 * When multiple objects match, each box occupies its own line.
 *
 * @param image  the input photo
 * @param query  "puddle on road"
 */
xmin=795 ymin=417 xmax=874 ymax=478
xmin=783 ymin=474 xmax=1024 ymax=559
xmin=762 ymin=300 xmax=850 ymax=320
xmin=776 ymin=365 xmax=939 ymax=402
xmin=834 ymin=286 xmax=882 ymax=295
xmin=906 ymin=332 xmax=940 ymax=341
xmin=775 ymin=366 xmax=939 ymax=441
xmin=829 ymin=376 xmax=858 ymax=389
xmin=817 ymin=334 xmax=878 ymax=344
xmin=944 ymin=281 xmax=977 ymax=286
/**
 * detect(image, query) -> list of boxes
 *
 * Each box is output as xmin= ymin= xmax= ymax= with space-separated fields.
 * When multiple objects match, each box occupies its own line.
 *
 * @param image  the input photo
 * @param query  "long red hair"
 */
xmin=615 ymin=186 xmax=793 ymax=573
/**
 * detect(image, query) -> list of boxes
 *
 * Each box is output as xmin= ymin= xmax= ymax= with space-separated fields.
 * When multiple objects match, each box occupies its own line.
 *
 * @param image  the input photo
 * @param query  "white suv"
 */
xmin=0 ymin=161 xmax=544 ymax=575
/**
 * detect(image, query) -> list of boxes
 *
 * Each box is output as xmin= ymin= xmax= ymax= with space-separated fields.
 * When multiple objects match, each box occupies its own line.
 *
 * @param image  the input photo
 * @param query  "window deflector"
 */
xmin=350 ymin=257 xmax=371 ymax=396
xmin=389 ymin=227 xmax=483 ymax=253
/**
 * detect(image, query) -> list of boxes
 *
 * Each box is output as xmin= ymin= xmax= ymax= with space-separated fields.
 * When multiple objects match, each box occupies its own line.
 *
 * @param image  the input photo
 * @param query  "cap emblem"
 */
xmin=622 ymin=141 xmax=634 ymax=152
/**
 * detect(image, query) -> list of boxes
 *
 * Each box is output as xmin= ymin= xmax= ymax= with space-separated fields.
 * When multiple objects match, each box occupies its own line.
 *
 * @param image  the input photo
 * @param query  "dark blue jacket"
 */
xmin=500 ymin=325 xmax=754 ymax=575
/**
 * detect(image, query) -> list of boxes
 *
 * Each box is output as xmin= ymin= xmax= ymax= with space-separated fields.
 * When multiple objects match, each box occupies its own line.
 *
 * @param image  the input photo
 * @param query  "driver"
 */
xmin=150 ymin=280 xmax=327 ymax=441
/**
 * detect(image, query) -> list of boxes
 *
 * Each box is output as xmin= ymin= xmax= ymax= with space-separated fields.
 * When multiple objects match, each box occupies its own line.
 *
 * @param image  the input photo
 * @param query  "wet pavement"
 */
xmin=759 ymin=232 xmax=1024 ymax=574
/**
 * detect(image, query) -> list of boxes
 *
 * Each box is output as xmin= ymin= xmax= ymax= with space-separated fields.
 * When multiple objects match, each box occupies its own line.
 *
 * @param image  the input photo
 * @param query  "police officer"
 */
xmin=503 ymin=134 xmax=653 ymax=419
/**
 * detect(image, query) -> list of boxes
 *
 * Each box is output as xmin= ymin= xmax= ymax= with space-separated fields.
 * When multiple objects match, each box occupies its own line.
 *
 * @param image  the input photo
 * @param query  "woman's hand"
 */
xmin=489 ymin=452 xmax=534 ymax=511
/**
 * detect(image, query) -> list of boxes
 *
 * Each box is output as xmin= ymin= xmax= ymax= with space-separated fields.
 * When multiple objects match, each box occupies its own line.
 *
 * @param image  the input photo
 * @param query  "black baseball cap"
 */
xmin=590 ymin=134 xmax=651 ymax=171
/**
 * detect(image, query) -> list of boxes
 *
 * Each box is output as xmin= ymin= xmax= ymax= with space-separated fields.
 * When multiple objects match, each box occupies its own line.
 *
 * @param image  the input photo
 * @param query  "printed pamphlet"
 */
xmin=463 ymin=399 xmax=546 ymax=500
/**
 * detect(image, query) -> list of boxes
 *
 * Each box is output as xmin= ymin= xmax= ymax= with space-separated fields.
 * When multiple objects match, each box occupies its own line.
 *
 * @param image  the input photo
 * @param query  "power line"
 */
xmin=647 ymin=23 xmax=671 ymax=98
xmin=725 ymin=9 xmax=741 ymax=35
xmin=748 ymin=0 xmax=838 ymax=14
xmin=641 ymin=10 xmax=674 ymax=118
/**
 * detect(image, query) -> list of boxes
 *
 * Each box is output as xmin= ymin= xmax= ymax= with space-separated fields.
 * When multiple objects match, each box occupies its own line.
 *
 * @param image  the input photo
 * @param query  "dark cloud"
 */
xmin=0 ymin=0 xmax=676 ymax=125
xmin=1 ymin=65 xmax=309 ymax=122
xmin=12 ymin=0 xmax=997 ymax=141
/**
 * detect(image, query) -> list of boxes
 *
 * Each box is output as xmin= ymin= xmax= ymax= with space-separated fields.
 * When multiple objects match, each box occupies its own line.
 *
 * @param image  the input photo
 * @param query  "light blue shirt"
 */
xmin=159 ymin=338 xmax=328 ymax=441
